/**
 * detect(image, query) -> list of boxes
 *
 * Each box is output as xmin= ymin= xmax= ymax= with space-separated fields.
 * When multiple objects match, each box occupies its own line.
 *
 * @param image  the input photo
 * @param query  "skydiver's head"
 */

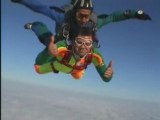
xmin=73 ymin=0 xmax=93 ymax=26
xmin=73 ymin=26 xmax=94 ymax=57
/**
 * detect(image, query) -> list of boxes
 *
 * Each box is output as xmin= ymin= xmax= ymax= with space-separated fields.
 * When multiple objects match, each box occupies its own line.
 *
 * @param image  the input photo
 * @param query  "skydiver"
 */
xmin=30 ymin=21 xmax=113 ymax=81
xmin=11 ymin=0 xmax=151 ymax=51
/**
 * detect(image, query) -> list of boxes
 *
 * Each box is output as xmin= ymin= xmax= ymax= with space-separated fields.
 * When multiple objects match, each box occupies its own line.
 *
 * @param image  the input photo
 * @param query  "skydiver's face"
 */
xmin=73 ymin=35 xmax=93 ymax=57
xmin=76 ymin=9 xmax=91 ymax=26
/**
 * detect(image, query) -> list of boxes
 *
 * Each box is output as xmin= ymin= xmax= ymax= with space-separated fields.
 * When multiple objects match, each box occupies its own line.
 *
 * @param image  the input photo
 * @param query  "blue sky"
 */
xmin=2 ymin=0 xmax=160 ymax=103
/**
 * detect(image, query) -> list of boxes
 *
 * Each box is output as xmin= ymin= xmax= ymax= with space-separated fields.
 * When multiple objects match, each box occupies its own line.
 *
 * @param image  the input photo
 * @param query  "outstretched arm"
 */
xmin=104 ymin=61 xmax=113 ymax=79
xmin=92 ymin=48 xmax=113 ymax=82
xmin=11 ymin=0 xmax=64 ymax=24
xmin=95 ymin=61 xmax=113 ymax=82
xmin=97 ymin=9 xmax=151 ymax=29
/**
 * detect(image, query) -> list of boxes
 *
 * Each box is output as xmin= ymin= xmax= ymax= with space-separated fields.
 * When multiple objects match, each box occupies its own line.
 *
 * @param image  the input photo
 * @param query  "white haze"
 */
xmin=2 ymin=80 xmax=160 ymax=120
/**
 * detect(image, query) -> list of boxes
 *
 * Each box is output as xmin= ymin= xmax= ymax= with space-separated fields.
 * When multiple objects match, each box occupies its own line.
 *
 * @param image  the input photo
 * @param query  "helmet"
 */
xmin=73 ymin=0 xmax=93 ymax=11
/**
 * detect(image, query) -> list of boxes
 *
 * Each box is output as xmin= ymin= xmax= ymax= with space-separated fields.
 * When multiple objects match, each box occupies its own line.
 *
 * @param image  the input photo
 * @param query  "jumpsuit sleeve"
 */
xmin=19 ymin=0 xmax=64 ymax=25
xmin=97 ymin=10 xmax=138 ymax=29
xmin=34 ymin=40 xmax=68 ymax=74
xmin=92 ymin=48 xmax=112 ymax=82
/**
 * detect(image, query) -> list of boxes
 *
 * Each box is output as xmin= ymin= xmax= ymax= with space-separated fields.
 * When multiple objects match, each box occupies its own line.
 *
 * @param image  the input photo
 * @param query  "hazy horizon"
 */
xmin=2 ymin=79 xmax=160 ymax=120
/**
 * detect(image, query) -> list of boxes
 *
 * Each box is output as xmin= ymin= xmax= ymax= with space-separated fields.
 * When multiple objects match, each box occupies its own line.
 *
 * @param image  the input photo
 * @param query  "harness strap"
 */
xmin=59 ymin=47 xmax=93 ymax=71
xmin=60 ymin=51 xmax=73 ymax=68
xmin=50 ymin=62 xmax=59 ymax=73
xmin=84 ymin=53 xmax=92 ymax=69
xmin=63 ymin=53 xmax=93 ymax=70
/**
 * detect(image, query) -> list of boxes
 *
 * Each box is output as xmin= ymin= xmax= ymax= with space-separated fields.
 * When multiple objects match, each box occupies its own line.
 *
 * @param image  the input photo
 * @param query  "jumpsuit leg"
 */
xmin=31 ymin=21 xmax=53 ymax=46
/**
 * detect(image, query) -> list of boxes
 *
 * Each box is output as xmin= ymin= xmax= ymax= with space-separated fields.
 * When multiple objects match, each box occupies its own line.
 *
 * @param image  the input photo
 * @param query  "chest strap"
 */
xmin=60 ymin=50 xmax=74 ymax=68
xmin=60 ymin=51 xmax=93 ymax=71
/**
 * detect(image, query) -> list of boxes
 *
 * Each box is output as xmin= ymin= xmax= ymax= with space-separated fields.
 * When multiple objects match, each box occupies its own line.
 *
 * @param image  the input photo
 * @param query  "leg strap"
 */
xmin=50 ymin=62 xmax=59 ymax=73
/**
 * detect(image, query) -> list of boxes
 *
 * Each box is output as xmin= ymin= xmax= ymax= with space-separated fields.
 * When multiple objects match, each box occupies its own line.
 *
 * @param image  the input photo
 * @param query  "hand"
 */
xmin=48 ymin=36 xmax=58 ymax=56
xmin=104 ymin=61 xmax=113 ymax=79
xmin=136 ymin=10 xmax=151 ymax=20
xmin=11 ymin=0 xmax=22 ymax=3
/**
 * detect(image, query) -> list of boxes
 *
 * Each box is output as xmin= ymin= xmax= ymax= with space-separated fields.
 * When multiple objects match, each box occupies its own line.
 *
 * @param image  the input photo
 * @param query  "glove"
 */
xmin=11 ymin=0 xmax=21 ymax=3
xmin=135 ymin=10 xmax=151 ymax=20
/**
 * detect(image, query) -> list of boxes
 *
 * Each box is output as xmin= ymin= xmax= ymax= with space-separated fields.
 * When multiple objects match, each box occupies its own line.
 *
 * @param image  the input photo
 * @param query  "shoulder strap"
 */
xmin=84 ymin=53 xmax=93 ymax=69
xmin=60 ymin=50 xmax=73 ymax=68
xmin=90 ymin=12 xmax=98 ymax=24
xmin=63 ymin=4 xmax=74 ymax=13
xmin=61 ymin=51 xmax=72 ymax=64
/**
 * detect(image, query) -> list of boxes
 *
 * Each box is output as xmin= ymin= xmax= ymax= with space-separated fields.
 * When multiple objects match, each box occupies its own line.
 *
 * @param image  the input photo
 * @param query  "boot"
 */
xmin=24 ymin=23 xmax=32 ymax=29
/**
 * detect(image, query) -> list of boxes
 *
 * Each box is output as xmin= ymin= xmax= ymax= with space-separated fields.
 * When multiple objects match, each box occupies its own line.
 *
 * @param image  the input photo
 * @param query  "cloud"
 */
xmin=2 ymin=80 xmax=160 ymax=120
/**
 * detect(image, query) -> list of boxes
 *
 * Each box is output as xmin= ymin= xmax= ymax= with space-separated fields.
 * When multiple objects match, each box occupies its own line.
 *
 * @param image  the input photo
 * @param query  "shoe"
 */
xmin=24 ymin=23 xmax=32 ymax=29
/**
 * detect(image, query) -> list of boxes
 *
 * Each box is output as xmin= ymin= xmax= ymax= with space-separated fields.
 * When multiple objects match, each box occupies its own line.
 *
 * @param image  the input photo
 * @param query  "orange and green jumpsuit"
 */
xmin=35 ymin=40 xmax=111 ymax=82
xmin=30 ymin=21 xmax=112 ymax=82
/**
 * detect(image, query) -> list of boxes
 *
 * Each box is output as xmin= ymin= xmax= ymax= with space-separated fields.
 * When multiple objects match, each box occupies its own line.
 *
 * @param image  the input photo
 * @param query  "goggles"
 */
xmin=75 ymin=37 xmax=93 ymax=47
xmin=76 ymin=13 xmax=90 ymax=20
